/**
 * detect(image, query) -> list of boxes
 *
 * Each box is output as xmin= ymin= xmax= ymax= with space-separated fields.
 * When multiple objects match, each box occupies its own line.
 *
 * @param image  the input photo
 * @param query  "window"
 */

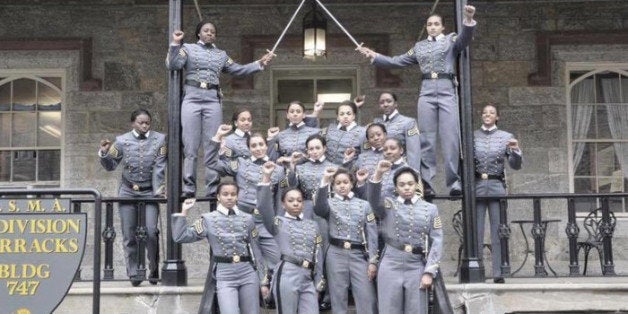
xmin=0 ymin=75 xmax=62 ymax=183
xmin=271 ymin=67 xmax=358 ymax=127
xmin=567 ymin=65 xmax=628 ymax=213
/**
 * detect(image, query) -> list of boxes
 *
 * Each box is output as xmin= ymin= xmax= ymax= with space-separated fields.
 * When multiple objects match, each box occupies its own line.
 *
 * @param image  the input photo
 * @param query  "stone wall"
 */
xmin=1 ymin=0 xmax=627 ymax=279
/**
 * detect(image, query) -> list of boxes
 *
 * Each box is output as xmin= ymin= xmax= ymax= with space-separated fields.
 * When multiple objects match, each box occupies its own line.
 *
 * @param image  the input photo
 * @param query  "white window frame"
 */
xmin=566 ymin=62 xmax=628 ymax=214
xmin=0 ymin=69 xmax=65 ymax=186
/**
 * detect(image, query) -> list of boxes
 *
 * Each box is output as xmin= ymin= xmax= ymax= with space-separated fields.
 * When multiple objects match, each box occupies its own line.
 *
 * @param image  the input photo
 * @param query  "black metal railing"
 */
xmin=438 ymin=192 xmax=627 ymax=279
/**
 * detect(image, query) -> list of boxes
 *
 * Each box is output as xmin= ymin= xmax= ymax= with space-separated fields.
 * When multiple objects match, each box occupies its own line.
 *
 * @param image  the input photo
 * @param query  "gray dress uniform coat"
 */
xmin=314 ymin=188 xmax=378 ymax=314
xmin=268 ymin=122 xmax=321 ymax=159
xmin=372 ymin=23 xmax=476 ymax=192
xmin=367 ymin=182 xmax=443 ymax=314
xmin=474 ymin=127 xmax=522 ymax=278
xmin=99 ymin=130 xmax=166 ymax=279
xmin=172 ymin=206 xmax=265 ymax=314
xmin=323 ymin=122 xmax=366 ymax=166
xmin=373 ymin=110 xmax=422 ymax=172
xmin=344 ymin=146 xmax=384 ymax=175
xmin=222 ymin=130 xmax=251 ymax=160
xmin=166 ymin=41 xmax=263 ymax=197
xmin=208 ymin=139 xmax=285 ymax=270
xmin=355 ymin=159 xmax=422 ymax=201
xmin=257 ymin=184 xmax=325 ymax=314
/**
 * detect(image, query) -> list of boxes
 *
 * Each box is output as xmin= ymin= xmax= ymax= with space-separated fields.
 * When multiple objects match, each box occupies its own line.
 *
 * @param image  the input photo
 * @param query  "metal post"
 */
xmin=456 ymin=0 xmax=484 ymax=283
xmin=163 ymin=0 xmax=187 ymax=286
xmin=531 ymin=198 xmax=547 ymax=277
xmin=136 ymin=201 xmax=147 ymax=279
xmin=600 ymin=197 xmax=616 ymax=275
xmin=73 ymin=202 xmax=83 ymax=281
xmin=498 ymin=198 xmax=511 ymax=276
xmin=102 ymin=202 xmax=116 ymax=280
xmin=566 ymin=198 xmax=581 ymax=276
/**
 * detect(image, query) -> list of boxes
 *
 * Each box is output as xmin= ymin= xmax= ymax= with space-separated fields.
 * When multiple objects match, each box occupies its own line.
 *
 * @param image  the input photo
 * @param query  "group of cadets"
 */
xmin=173 ymin=93 xmax=444 ymax=314
xmin=125 ymin=4 xmax=485 ymax=314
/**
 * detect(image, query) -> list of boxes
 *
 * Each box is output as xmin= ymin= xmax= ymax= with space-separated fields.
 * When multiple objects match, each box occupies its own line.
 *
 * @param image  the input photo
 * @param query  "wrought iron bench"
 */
xmin=577 ymin=207 xmax=616 ymax=275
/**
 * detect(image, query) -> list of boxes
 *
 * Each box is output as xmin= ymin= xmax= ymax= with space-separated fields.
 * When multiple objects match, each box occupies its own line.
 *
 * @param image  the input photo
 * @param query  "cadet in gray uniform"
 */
xmin=221 ymin=108 xmax=254 ymax=160
xmin=323 ymin=101 xmax=366 ymax=165
xmin=358 ymin=6 xmax=477 ymax=196
xmin=209 ymin=124 xmax=284 ymax=272
xmin=166 ymin=21 xmax=275 ymax=198
xmin=367 ymin=163 xmax=443 ymax=314
xmin=258 ymin=162 xmax=325 ymax=314
xmin=267 ymin=101 xmax=321 ymax=162
xmin=99 ymin=109 xmax=166 ymax=287
xmin=474 ymin=104 xmax=522 ymax=283
xmin=343 ymin=123 xmax=386 ymax=174
xmin=314 ymin=168 xmax=378 ymax=314
xmin=171 ymin=184 xmax=267 ymax=314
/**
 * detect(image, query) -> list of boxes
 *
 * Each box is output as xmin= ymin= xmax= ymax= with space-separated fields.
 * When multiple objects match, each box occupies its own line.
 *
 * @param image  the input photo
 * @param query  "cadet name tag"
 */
xmin=0 ymin=198 xmax=87 ymax=314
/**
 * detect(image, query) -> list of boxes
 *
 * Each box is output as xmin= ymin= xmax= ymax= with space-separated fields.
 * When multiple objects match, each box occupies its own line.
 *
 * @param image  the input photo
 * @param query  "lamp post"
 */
xmin=303 ymin=0 xmax=327 ymax=59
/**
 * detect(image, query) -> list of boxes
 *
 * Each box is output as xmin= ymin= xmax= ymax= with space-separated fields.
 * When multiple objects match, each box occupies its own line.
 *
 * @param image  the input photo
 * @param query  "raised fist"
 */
xmin=172 ymin=30 xmax=185 ymax=44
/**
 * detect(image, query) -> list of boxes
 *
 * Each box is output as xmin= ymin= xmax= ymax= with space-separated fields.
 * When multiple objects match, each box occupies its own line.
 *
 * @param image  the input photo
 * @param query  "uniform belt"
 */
xmin=421 ymin=72 xmax=455 ymax=80
xmin=475 ymin=172 xmax=504 ymax=181
xmin=281 ymin=254 xmax=314 ymax=270
xmin=185 ymin=79 xmax=219 ymax=90
xmin=121 ymin=176 xmax=152 ymax=192
xmin=329 ymin=238 xmax=365 ymax=251
xmin=212 ymin=255 xmax=251 ymax=263
xmin=385 ymin=240 xmax=424 ymax=255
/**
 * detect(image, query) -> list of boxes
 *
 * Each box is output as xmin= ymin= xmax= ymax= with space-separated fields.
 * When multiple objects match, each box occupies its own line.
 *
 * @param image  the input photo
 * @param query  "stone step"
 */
xmin=54 ymin=277 xmax=628 ymax=314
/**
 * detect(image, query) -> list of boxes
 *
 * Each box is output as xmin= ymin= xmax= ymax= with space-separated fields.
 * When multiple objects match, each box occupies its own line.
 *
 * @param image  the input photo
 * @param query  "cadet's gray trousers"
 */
xmin=377 ymin=245 xmax=428 ymax=314
xmin=476 ymin=179 xmax=507 ymax=278
xmin=273 ymin=261 xmax=319 ymax=314
xmin=326 ymin=246 xmax=377 ymax=314
xmin=181 ymin=85 xmax=222 ymax=197
xmin=418 ymin=79 xmax=461 ymax=190
xmin=215 ymin=262 xmax=260 ymax=314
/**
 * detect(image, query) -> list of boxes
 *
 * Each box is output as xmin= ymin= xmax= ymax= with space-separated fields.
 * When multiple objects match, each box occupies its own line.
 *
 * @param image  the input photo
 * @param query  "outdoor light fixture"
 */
xmin=303 ymin=0 xmax=327 ymax=59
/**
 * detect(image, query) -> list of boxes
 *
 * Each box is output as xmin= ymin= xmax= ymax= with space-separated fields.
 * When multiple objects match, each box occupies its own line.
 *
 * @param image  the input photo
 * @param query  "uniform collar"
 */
xmin=251 ymin=155 xmax=269 ymax=163
xmin=481 ymin=125 xmax=498 ymax=132
xmin=397 ymin=195 xmax=420 ymax=205
xmin=289 ymin=122 xmax=305 ymax=129
xmin=132 ymin=130 xmax=150 ymax=139
xmin=334 ymin=191 xmax=354 ymax=201
xmin=428 ymin=34 xmax=445 ymax=42
xmin=284 ymin=212 xmax=304 ymax=220
xmin=393 ymin=158 xmax=404 ymax=165
xmin=234 ymin=129 xmax=250 ymax=138
xmin=217 ymin=204 xmax=241 ymax=216
xmin=372 ymin=146 xmax=383 ymax=152
xmin=384 ymin=110 xmax=399 ymax=121
xmin=197 ymin=40 xmax=216 ymax=49
xmin=309 ymin=156 xmax=326 ymax=163
xmin=337 ymin=121 xmax=357 ymax=131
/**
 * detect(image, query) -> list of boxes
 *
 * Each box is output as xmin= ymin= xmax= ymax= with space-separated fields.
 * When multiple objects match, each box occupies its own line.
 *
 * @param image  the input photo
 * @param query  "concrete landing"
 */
xmin=54 ymin=277 xmax=628 ymax=314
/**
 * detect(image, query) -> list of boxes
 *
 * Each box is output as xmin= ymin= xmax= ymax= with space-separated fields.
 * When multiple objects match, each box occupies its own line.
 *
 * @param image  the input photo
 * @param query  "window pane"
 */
xmin=599 ymin=76 xmax=621 ymax=103
xmin=571 ymin=77 xmax=595 ymax=103
xmin=12 ymin=79 xmax=36 ymax=111
xmin=596 ymin=142 xmax=618 ymax=177
xmin=609 ymin=198 xmax=625 ymax=213
xmin=41 ymin=77 xmax=62 ymax=90
xmin=595 ymin=105 xmax=612 ymax=139
xmin=622 ymin=76 xmax=628 ymax=102
xmin=317 ymin=79 xmax=353 ymax=103
xmin=277 ymin=80 xmax=314 ymax=104
xmin=12 ymin=150 xmax=36 ymax=181
xmin=0 ymin=82 xmax=10 ymax=111
xmin=574 ymin=177 xmax=596 ymax=193
xmin=574 ymin=142 xmax=593 ymax=176
xmin=37 ymin=81 xmax=62 ymax=110
xmin=0 ymin=113 xmax=10 ymax=147
xmin=605 ymin=104 xmax=627 ymax=140
xmin=0 ymin=151 xmax=10 ymax=181
xmin=38 ymin=150 xmax=60 ymax=181
xmin=12 ymin=113 xmax=37 ymax=147
xmin=38 ymin=112 xmax=61 ymax=146
xmin=571 ymin=105 xmax=594 ymax=139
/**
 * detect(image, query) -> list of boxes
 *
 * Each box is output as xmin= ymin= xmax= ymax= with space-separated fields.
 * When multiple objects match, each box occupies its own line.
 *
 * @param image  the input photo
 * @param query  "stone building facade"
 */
xmin=0 ymin=0 xmax=627 ymax=279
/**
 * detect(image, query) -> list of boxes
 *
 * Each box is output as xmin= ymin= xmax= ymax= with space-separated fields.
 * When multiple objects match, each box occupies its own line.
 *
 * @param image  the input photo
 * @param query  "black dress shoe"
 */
xmin=493 ymin=277 xmax=505 ymax=284
xmin=319 ymin=301 xmax=331 ymax=311
xmin=130 ymin=278 xmax=142 ymax=287
xmin=148 ymin=270 xmax=159 ymax=285
xmin=181 ymin=192 xmax=195 ymax=199
xmin=449 ymin=188 xmax=462 ymax=196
